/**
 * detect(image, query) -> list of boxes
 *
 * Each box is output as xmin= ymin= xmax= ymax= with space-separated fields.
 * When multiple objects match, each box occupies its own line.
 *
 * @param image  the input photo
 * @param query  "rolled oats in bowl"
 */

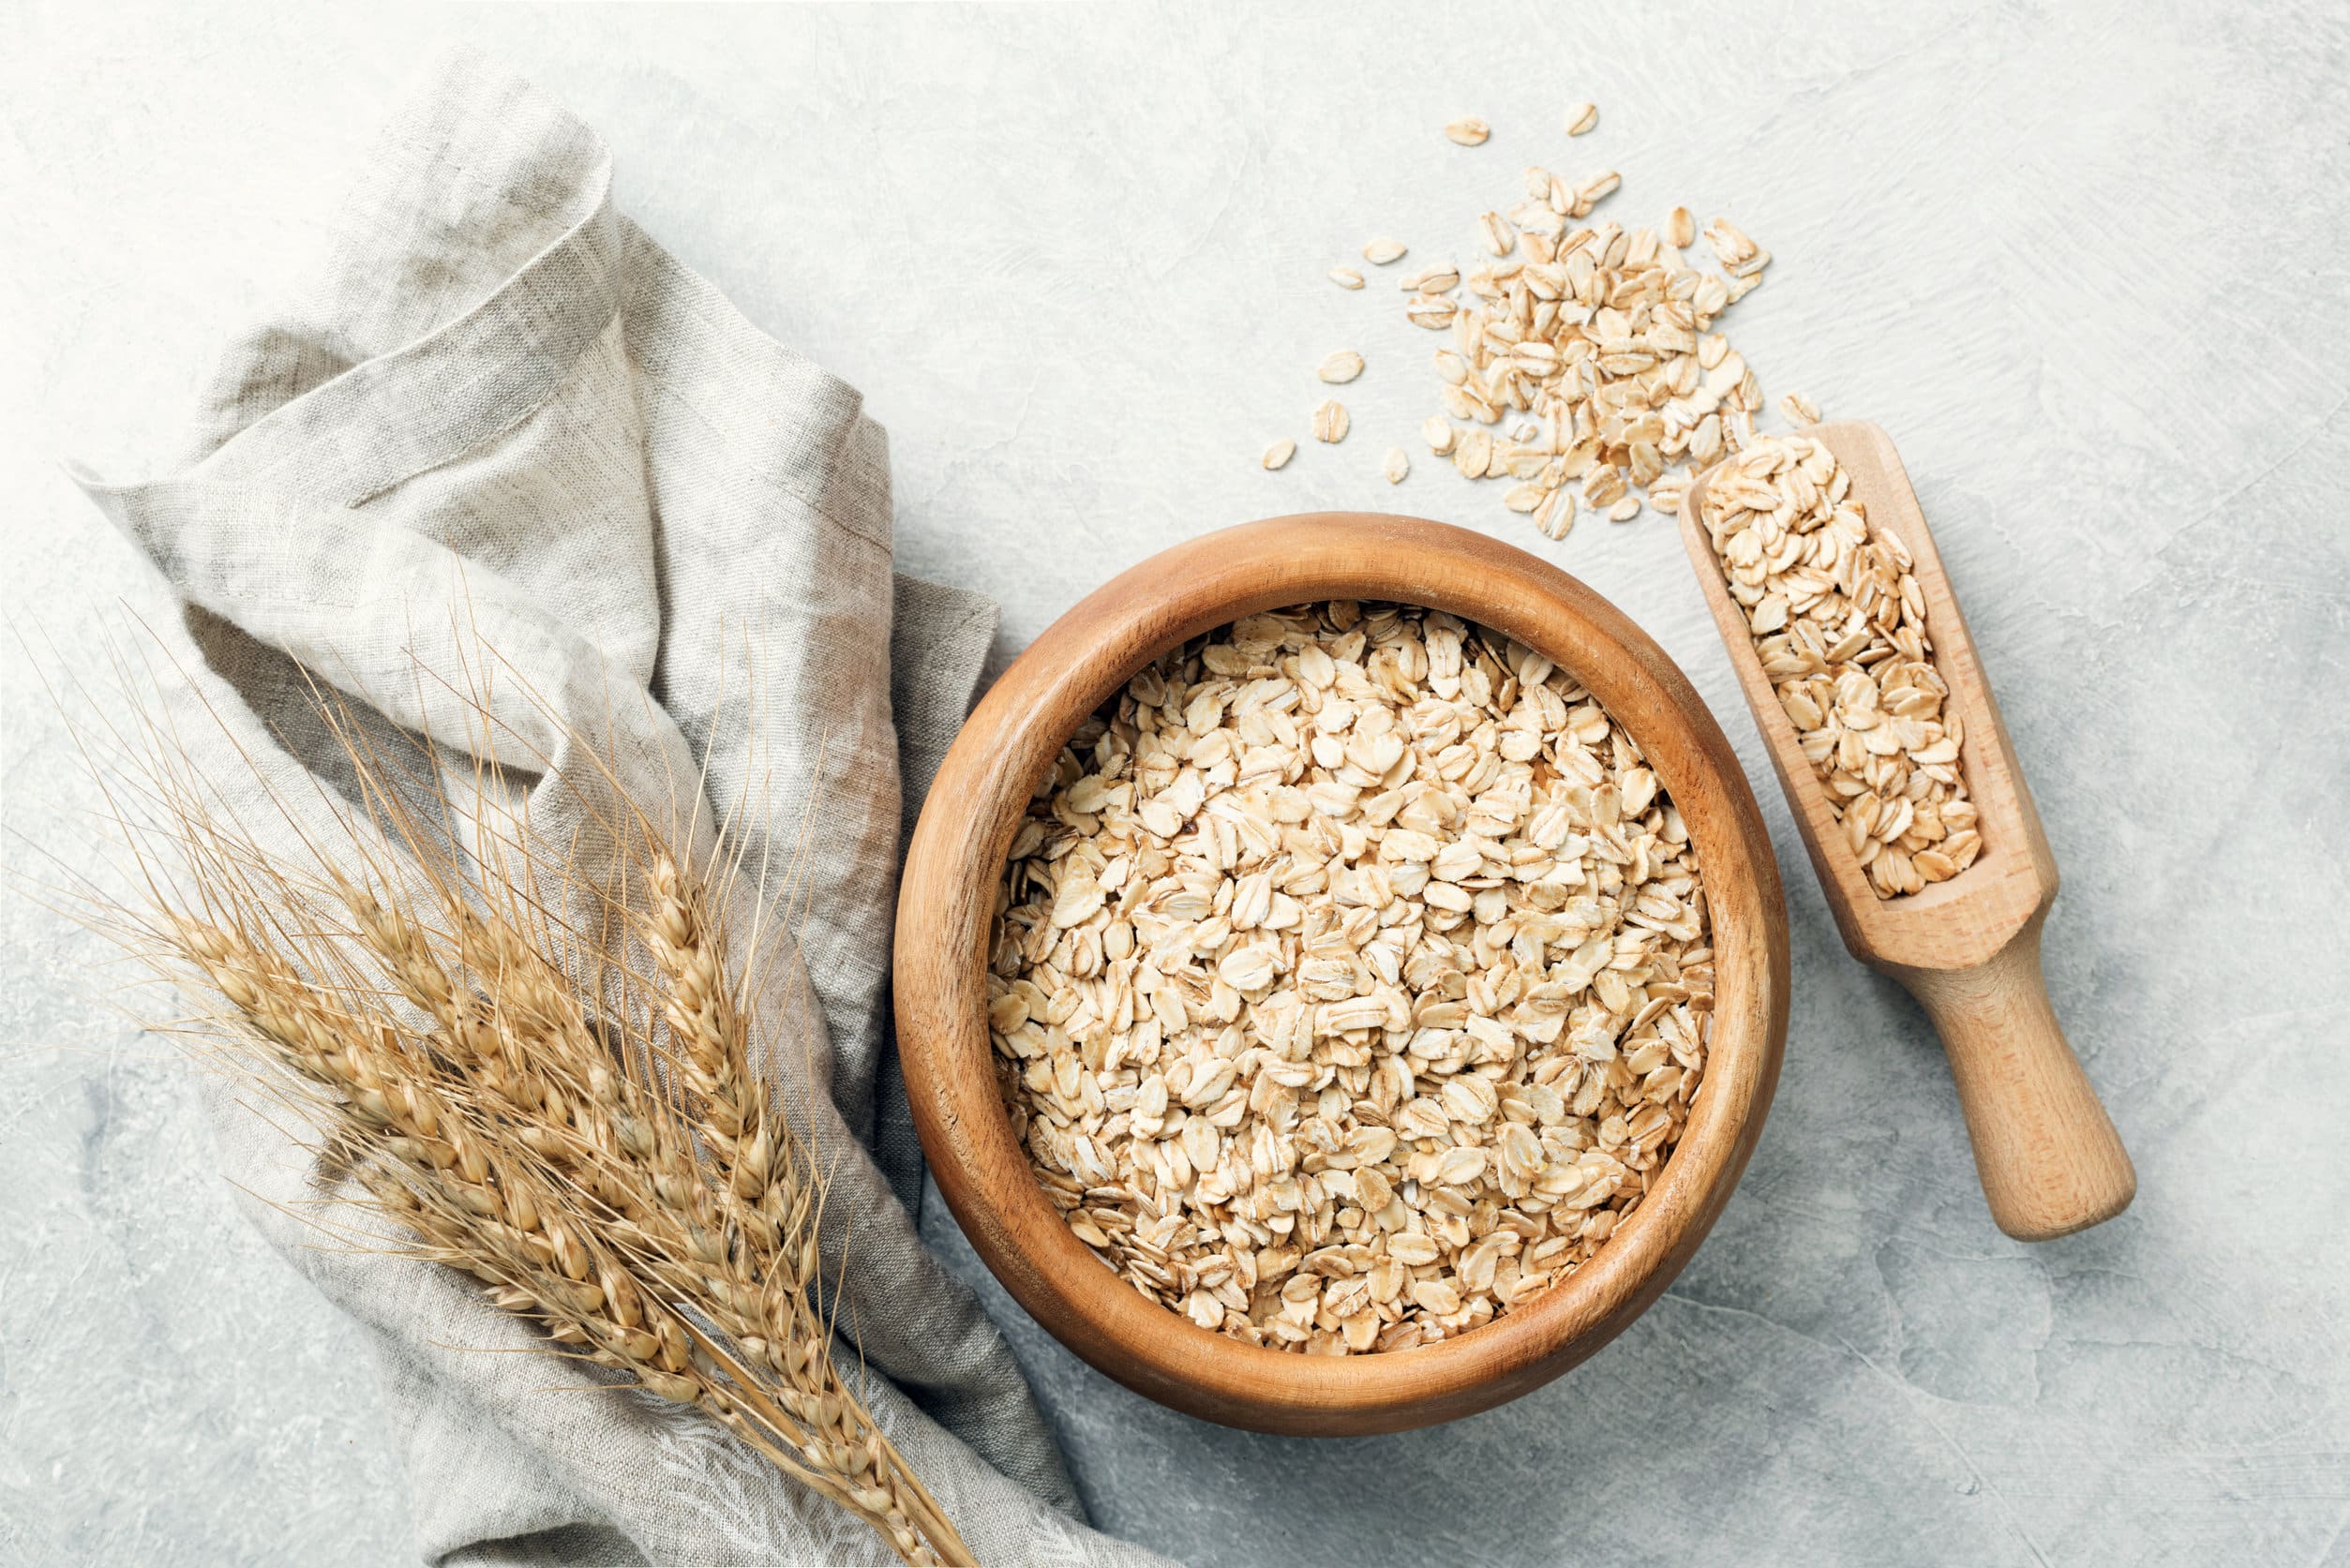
xmin=988 ymin=602 xmax=1714 ymax=1356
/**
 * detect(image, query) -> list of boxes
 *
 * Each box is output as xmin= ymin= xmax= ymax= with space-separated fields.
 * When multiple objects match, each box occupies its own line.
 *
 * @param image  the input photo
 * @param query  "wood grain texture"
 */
xmin=1678 ymin=422 xmax=2133 ymax=1241
xmin=894 ymin=514 xmax=1789 ymax=1434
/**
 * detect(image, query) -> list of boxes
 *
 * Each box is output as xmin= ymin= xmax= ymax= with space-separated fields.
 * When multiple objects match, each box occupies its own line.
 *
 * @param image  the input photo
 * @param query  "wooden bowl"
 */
xmin=894 ymin=514 xmax=1789 ymax=1434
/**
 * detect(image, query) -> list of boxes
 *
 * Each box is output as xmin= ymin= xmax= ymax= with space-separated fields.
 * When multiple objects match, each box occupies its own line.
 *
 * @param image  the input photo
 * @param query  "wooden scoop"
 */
xmin=1677 ymin=420 xmax=2133 ymax=1240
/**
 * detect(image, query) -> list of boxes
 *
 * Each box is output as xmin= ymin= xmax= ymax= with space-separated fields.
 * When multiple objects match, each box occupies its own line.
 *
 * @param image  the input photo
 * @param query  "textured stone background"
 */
xmin=4 ymin=3 xmax=2345 ymax=1564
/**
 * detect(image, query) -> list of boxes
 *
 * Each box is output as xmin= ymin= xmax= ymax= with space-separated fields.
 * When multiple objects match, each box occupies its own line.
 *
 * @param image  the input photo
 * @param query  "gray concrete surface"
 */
xmin=4 ymin=3 xmax=2345 ymax=1563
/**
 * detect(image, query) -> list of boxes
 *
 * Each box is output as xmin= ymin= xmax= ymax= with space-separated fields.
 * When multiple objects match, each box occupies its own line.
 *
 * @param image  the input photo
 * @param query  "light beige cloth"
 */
xmin=73 ymin=50 xmax=1167 ymax=1568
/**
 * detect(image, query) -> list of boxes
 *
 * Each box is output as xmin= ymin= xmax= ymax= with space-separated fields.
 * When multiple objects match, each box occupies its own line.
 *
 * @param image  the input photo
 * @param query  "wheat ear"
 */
xmin=80 ymin=651 xmax=974 ymax=1567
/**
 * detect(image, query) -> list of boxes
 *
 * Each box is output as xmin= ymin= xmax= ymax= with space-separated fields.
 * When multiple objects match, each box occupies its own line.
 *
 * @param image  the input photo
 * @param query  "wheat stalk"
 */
xmin=67 ymin=645 xmax=974 ymax=1568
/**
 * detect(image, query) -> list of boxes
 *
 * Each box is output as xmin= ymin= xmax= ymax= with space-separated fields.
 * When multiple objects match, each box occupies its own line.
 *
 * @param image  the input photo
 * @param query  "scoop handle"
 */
xmin=1896 ymin=918 xmax=2134 ymax=1240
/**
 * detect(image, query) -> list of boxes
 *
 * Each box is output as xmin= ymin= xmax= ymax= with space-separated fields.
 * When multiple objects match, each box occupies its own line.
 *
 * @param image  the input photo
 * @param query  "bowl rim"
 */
xmin=893 ymin=513 xmax=1789 ymax=1434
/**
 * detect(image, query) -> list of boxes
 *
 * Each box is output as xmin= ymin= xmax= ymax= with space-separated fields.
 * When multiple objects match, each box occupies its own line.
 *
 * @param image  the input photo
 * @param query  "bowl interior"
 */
xmin=894 ymin=514 xmax=1789 ymax=1434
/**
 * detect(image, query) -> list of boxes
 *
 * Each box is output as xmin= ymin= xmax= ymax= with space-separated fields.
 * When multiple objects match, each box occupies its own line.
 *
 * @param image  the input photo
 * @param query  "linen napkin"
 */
xmin=73 ymin=49 xmax=1164 ymax=1568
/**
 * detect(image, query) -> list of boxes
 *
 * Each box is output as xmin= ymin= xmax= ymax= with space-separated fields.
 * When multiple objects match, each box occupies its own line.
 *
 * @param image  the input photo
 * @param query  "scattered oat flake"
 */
xmin=1534 ymin=488 xmax=1575 ymax=540
xmin=1704 ymin=217 xmax=1759 ymax=269
xmin=1780 ymin=391 xmax=1821 ymax=426
xmin=1262 ymin=439 xmax=1295 ymax=470
xmin=1328 ymin=266 xmax=1365 ymax=291
xmin=1317 ymin=350 xmax=1365 ymax=384
xmin=1404 ymin=293 xmax=1458 ymax=330
xmin=1264 ymin=100 xmax=1787 ymax=548
xmin=1453 ymin=427 xmax=1493 ymax=478
xmin=1392 ymin=173 xmax=1775 ymax=545
xmin=1382 ymin=447 xmax=1410 ymax=484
